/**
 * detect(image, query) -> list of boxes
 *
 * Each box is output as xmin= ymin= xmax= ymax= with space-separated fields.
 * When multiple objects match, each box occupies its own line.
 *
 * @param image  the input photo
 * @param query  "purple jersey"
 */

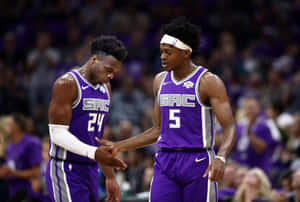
xmin=232 ymin=117 xmax=280 ymax=174
xmin=49 ymin=69 xmax=110 ymax=164
xmin=6 ymin=135 xmax=42 ymax=198
xmin=157 ymin=66 xmax=216 ymax=149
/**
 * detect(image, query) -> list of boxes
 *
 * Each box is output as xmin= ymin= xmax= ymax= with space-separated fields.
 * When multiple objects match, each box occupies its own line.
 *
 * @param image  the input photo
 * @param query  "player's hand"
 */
xmin=203 ymin=158 xmax=225 ymax=182
xmin=95 ymin=137 xmax=120 ymax=156
xmin=95 ymin=148 xmax=127 ymax=170
xmin=105 ymin=177 xmax=121 ymax=202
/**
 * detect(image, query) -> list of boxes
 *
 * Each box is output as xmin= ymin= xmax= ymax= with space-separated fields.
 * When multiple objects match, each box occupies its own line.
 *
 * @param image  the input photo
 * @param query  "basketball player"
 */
xmin=100 ymin=18 xmax=236 ymax=202
xmin=46 ymin=36 xmax=128 ymax=202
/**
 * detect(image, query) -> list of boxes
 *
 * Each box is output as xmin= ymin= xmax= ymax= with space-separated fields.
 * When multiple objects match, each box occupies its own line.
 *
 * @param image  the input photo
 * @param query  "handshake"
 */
xmin=94 ymin=137 xmax=126 ymax=170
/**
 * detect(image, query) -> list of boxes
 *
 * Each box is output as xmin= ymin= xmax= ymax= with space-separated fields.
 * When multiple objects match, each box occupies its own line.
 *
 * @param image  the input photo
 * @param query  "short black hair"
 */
xmin=11 ymin=113 xmax=26 ymax=131
xmin=162 ymin=17 xmax=200 ymax=51
xmin=91 ymin=35 xmax=128 ymax=62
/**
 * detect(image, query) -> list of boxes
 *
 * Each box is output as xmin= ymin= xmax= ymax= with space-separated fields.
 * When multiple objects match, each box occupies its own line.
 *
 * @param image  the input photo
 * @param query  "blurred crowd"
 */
xmin=0 ymin=0 xmax=300 ymax=201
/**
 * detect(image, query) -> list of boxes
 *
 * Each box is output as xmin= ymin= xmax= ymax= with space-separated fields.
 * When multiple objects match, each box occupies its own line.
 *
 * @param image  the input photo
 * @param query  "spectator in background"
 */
xmin=27 ymin=31 xmax=60 ymax=135
xmin=29 ymin=137 xmax=52 ymax=202
xmin=219 ymin=164 xmax=249 ymax=201
xmin=0 ymin=113 xmax=42 ymax=202
xmin=0 ymin=61 xmax=30 ymax=115
xmin=232 ymin=95 xmax=280 ymax=175
xmin=269 ymin=170 xmax=293 ymax=202
xmin=114 ymin=152 xmax=128 ymax=196
xmin=0 ymin=116 xmax=8 ymax=162
xmin=109 ymin=77 xmax=145 ymax=128
xmin=125 ymin=150 xmax=145 ymax=194
xmin=35 ymin=137 xmax=51 ymax=202
xmin=118 ymin=120 xmax=135 ymax=140
xmin=278 ymin=170 xmax=293 ymax=194
xmin=0 ymin=32 xmax=24 ymax=67
xmin=102 ymin=125 xmax=116 ymax=141
xmin=219 ymin=162 xmax=238 ymax=190
xmin=263 ymin=70 xmax=289 ymax=108
xmin=0 ymin=116 xmax=9 ymax=202
xmin=279 ymin=113 xmax=300 ymax=175
xmin=218 ymin=162 xmax=239 ymax=201
xmin=290 ymin=170 xmax=300 ymax=202
xmin=272 ymin=44 xmax=299 ymax=77
xmin=234 ymin=168 xmax=271 ymax=202
xmin=141 ymin=167 xmax=153 ymax=192
xmin=286 ymin=114 xmax=300 ymax=157
xmin=62 ymin=25 xmax=82 ymax=64
xmin=270 ymin=190 xmax=289 ymax=202
xmin=233 ymin=165 xmax=249 ymax=189
xmin=288 ymin=71 xmax=300 ymax=113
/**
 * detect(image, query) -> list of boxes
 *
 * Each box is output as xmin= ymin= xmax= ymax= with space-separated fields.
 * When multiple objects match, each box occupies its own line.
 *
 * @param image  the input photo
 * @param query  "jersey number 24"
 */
xmin=88 ymin=113 xmax=105 ymax=132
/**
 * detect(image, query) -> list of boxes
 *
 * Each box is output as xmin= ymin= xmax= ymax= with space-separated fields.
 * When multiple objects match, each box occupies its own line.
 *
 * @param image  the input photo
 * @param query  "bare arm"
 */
xmin=246 ymin=119 xmax=267 ymax=154
xmin=214 ymin=133 xmax=224 ymax=149
xmin=248 ymin=134 xmax=266 ymax=154
xmin=48 ymin=74 xmax=76 ymax=125
xmin=100 ymin=163 xmax=115 ymax=178
xmin=0 ymin=165 xmax=40 ymax=180
xmin=200 ymin=73 xmax=236 ymax=158
xmin=9 ymin=165 xmax=41 ymax=180
xmin=100 ymin=162 xmax=122 ymax=202
xmin=109 ymin=72 xmax=164 ymax=153
xmin=201 ymin=72 xmax=236 ymax=182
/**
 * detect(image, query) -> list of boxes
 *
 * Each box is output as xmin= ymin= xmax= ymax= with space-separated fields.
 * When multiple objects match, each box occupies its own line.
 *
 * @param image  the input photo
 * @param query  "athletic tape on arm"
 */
xmin=49 ymin=124 xmax=97 ymax=160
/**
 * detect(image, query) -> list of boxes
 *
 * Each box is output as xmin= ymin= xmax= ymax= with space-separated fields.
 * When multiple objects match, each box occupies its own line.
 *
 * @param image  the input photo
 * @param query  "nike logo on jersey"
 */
xmin=163 ymin=81 xmax=171 ymax=86
xmin=82 ymin=85 xmax=89 ymax=90
xmin=195 ymin=157 xmax=206 ymax=163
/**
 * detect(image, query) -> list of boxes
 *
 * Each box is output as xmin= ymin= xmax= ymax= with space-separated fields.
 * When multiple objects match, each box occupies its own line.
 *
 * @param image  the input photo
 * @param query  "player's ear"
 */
xmin=183 ymin=49 xmax=191 ymax=59
xmin=90 ymin=55 xmax=99 ymax=64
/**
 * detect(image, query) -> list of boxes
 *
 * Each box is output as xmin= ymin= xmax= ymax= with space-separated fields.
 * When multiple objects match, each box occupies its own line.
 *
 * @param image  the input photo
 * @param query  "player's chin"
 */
xmin=162 ymin=64 xmax=172 ymax=71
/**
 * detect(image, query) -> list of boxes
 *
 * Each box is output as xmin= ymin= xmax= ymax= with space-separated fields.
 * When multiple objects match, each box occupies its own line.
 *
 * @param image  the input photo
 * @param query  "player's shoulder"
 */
xmin=54 ymin=72 xmax=76 ymax=87
xmin=201 ymin=71 xmax=221 ymax=84
xmin=52 ymin=71 xmax=77 ymax=93
xmin=153 ymin=71 xmax=168 ymax=86
xmin=153 ymin=71 xmax=168 ymax=95
xmin=50 ymin=71 xmax=79 ymax=102
xmin=154 ymin=71 xmax=168 ymax=86
xmin=154 ymin=71 xmax=168 ymax=81
xmin=198 ymin=69 xmax=228 ymax=98
xmin=200 ymin=71 xmax=225 ymax=89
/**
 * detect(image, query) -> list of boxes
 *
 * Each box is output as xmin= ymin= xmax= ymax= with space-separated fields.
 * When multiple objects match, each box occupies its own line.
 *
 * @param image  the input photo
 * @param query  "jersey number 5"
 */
xmin=169 ymin=109 xmax=181 ymax=128
xmin=88 ymin=113 xmax=105 ymax=132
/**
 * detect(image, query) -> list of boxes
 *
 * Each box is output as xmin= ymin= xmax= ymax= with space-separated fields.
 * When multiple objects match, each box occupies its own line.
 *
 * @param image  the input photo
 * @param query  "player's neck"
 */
xmin=172 ymin=60 xmax=197 ymax=81
xmin=79 ymin=65 xmax=96 ymax=86
xmin=12 ymin=132 xmax=24 ymax=144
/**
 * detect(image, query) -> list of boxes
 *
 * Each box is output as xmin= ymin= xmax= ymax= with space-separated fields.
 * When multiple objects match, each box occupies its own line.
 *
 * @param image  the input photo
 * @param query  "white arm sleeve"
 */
xmin=49 ymin=124 xmax=98 ymax=160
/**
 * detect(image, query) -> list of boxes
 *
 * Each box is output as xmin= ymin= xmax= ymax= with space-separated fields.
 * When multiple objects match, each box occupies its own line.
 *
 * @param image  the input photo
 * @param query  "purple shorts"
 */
xmin=45 ymin=159 xmax=99 ymax=202
xmin=150 ymin=149 xmax=218 ymax=202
